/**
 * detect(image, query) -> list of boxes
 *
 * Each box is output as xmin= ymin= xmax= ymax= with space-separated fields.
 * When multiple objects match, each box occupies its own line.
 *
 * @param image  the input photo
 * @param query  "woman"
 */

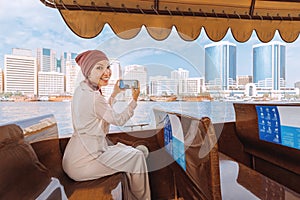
xmin=62 ymin=50 xmax=151 ymax=200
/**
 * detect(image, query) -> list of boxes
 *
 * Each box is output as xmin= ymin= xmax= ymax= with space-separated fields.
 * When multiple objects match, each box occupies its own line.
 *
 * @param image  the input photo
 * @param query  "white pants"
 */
xmin=63 ymin=136 xmax=151 ymax=200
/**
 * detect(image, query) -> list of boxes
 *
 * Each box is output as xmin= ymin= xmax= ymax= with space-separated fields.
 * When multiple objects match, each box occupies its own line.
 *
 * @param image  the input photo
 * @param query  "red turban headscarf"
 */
xmin=75 ymin=50 xmax=108 ymax=78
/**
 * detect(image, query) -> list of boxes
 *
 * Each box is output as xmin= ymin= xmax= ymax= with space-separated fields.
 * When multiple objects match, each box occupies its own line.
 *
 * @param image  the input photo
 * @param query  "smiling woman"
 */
xmin=2 ymin=1 xmax=300 ymax=199
xmin=62 ymin=49 xmax=151 ymax=200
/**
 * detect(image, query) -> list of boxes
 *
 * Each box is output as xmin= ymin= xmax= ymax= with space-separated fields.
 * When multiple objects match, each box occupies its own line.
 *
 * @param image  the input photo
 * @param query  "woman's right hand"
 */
xmin=111 ymin=80 xmax=124 ymax=98
xmin=132 ymin=82 xmax=140 ymax=101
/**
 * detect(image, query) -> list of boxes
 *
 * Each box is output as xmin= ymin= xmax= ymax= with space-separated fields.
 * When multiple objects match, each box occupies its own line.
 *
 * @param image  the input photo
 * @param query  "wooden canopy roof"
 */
xmin=40 ymin=0 xmax=300 ymax=42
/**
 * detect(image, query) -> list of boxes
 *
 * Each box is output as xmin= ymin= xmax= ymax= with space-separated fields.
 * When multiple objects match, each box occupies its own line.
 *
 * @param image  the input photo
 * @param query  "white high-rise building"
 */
xmin=149 ymin=76 xmax=178 ymax=95
xmin=123 ymin=65 xmax=148 ymax=95
xmin=171 ymin=68 xmax=190 ymax=94
xmin=12 ymin=48 xmax=32 ymax=57
xmin=37 ymin=48 xmax=57 ymax=72
xmin=171 ymin=68 xmax=189 ymax=80
xmin=66 ymin=62 xmax=80 ymax=95
xmin=61 ymin=52 xmax=77 ymax=74
xmin=186 ymin=77 xmax=205 ymax=95
xmin=0 ymin=69 xmax=3 ymax=93
xmin=38 ymin=72 xmax=64 ymax=96
xmin=110 ymin=59 xmax=121 ymax=81
xmin=4 ymin=50 xmax=37 ymax=95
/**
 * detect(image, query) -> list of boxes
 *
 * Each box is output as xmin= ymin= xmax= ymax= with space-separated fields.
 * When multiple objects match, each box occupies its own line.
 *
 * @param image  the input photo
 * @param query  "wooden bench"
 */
xmin=233 ymin=102 xmax=300 ymax=194
xmin=153 ymin=110 xmax=222 ymax=200
xmin=0 ymin=114 xmax=127 ymax=199
xmin=0 ymin=114 xmax=177 ymax=199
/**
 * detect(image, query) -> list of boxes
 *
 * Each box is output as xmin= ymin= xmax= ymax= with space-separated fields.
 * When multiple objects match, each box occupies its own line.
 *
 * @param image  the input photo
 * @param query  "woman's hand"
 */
xmin=111 ymin=80 xmax=124 ymax=98
xmin=132 ymin=82 xmax=140 ymax=101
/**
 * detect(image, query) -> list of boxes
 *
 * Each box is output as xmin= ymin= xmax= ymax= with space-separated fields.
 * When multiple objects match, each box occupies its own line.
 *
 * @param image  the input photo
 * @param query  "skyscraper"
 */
xmin=205 ymin=41 xmax=237 ymax=90
xmin=0 ymin=69 xmax=3 ymax=93
xmin=60 ymin=52 xmax=77 ymax=74
xmin=149 ymin=76 xmax=178 ymax=95
xmin=65 ymin=63 xmax=80 ymax=95
xmin=37 ymin=48 xmax=57 ymax=72
xmin=38 ymin=72 xmax=64 ymax=96
xmin=253 ymin=41 xmax=286 ymax=90
xmin=171 ymin=68 xmax=189 ymax=80
xmin=171 ymin=68 xmax=189 ymax=94
xmin=4 ymin=49 xmax=37 ymax=95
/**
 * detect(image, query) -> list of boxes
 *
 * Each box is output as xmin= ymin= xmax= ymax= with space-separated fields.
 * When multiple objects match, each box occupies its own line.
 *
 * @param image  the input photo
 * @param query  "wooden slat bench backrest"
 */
xmin=155 ymin=113 xmax=221 ymax=200
xmin=234 ymin=103 xmax=300 ymax=193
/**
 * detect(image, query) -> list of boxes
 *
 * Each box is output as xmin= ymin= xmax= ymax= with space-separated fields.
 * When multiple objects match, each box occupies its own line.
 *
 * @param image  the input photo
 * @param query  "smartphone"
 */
xmin=119 ymin=80 xmax=138 ymax=89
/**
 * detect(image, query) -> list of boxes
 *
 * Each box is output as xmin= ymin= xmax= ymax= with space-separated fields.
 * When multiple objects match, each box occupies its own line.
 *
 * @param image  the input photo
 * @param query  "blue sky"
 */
xmin=0 ymin=0 xmax=300 ymax=87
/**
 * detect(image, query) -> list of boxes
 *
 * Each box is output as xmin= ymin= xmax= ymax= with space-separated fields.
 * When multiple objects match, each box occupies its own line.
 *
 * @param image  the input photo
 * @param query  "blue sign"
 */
xmin=164 ymin=115 xmax=173 ymax=155
xmin=256 ymin=105 xmax=300 ymax=150
xmin=256 ymin=106 xmax=281 ymax=144
xmin=164 ymin=114 xmax=186 ymax=171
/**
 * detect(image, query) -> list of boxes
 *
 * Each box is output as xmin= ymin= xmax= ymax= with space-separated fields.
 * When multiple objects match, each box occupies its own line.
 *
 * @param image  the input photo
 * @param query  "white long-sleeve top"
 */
xmin=70 ymin=81 xmax=137 ymax=157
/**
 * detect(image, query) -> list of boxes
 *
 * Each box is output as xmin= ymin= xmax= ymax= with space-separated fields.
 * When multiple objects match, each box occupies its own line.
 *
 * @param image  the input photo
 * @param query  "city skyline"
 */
xmin=1 ymin=0 xmax=300 ymax=87
xmin=1 ymin=48 xmax=299 ymax=100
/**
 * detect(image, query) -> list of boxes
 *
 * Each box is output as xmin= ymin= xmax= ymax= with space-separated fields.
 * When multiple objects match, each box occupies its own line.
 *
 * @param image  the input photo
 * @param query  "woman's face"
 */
xmin=88 ymin=60 xmax=111 ymax=87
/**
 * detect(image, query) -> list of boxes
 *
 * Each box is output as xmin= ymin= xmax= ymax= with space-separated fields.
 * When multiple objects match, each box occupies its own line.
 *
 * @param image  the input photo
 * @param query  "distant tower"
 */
xmin=65 ymin=62 xmax=80 ymax=95
xmin=38 ymin=72 xmax=64 ymax=96
xmin=205 ymin=41 xmax=237 ymax=90
xmin=171 ymin=68 xmax=189 ymax=95
xmin=149 ymin=76 xmax=178 ymax=95
xmin=37 ymin=48 xmax=57 ymax=72
xmin=0 ymin=69 xmax=3 ymax=93
xmin=253 ymin=41 xmax=286 ymax=90
xmin=4 ymin=49 xmax=37 ymax=95
xmin=171 ymin=68 xmax=189 ymax=80
xmin=61 ymin=52 xmax=77 ymax=74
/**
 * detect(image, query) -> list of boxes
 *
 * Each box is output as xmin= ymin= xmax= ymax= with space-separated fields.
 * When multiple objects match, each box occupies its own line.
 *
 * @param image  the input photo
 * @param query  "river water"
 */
xmin=0 ymin=101 xmax=235 ymax=136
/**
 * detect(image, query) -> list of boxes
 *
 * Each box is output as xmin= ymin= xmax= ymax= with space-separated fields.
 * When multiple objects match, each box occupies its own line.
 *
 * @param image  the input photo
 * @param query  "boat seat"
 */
xmin=233 ymin=102 xmax=300 ymax=193
xmin=0 ymin=124 xmax=66 ymax=199
xmin=0 ymin=122 xmax=127 ymax=199
xmin=155 ymin=113 xmax=222 ymax=200
xmin=31 ymin=137 xmax=128 ymax=200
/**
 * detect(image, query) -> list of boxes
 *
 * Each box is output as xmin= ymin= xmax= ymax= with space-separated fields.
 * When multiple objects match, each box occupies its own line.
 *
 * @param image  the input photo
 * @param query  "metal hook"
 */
xmin=199 ymin=9 xmax=207 ymax=17
xmin=165 ymin=6 xmax=172 ymax=16
xmin=176 ymin=7 xmax=184 ymax=16
xmin=122 ymin=4 xmax=130 ymax=13
xmin=245 ymin=11 xmax=252 ymax=20
xmin=212 ymin=9 xmax=218 ymax=18
xmin=90 ymin=2 xmax=99 ymax=11
xmin=151 ymin=5 xmax=159 ymax=15
xmin=106 ymin=2 xmax=115 ymax=12
xmin=188 ymin=8 xmax=195 ymax=16
xmin=234 ymin=11 xmax=241 ymax=19
xmin=73 ymin=0 xmax=82 ymax=10
xmin=136 ymin=5 xmax=145 ymax=14
xmin=59 ymin=0 xmax=69 ymax=10
xmin=50 ymin=0 xmax=58 ymax=9
xmin=222 ymin=10 xmax=229 ymax=19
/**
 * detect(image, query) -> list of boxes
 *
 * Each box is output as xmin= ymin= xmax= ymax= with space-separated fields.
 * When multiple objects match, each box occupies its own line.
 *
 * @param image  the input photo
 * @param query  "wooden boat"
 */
xmin=48 ymin=95 xmax=72 ymax=102
xmin=1 ymin=103 xmax=300 ymax=199
xmin=182 ymin=95 xmax=213 ymax=102
xmin=150 ymin=95 xmax=177 ymax=102
xmin=2 ymin=0 xmax=300 ymax=199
